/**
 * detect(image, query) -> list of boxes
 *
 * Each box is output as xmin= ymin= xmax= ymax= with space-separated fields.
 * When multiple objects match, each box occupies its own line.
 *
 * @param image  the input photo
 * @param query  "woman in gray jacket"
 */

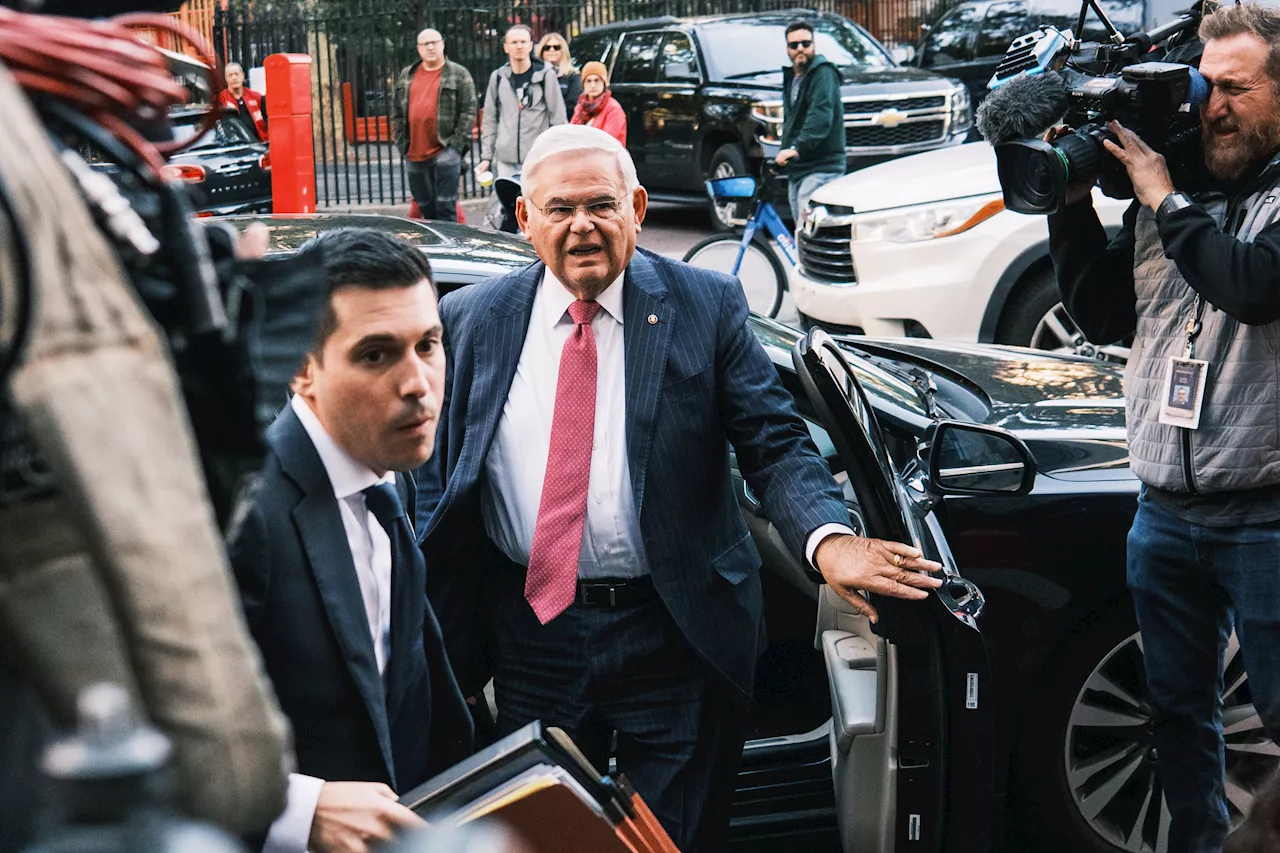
xmin=476 ymin=24 xmax=567 ymax=178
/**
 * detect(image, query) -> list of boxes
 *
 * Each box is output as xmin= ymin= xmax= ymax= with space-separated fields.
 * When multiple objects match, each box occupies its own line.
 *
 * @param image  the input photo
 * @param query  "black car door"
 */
xmin=791 ymin=329 xmax=995 ymax=853
xmin=972 ymin=1 xmax=1031 ymax=103
xmin=648 ymin=30 xmax=703 ymax=189
xmin=917 ymin=4 xmax=986 ymax=105
xmin=607 ymin=30 xmax=665 ymax=182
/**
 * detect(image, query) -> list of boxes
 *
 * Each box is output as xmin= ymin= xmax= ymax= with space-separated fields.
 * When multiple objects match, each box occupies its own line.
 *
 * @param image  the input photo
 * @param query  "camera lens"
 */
xmin=995 ymin=140 xmax=1069 ymax=214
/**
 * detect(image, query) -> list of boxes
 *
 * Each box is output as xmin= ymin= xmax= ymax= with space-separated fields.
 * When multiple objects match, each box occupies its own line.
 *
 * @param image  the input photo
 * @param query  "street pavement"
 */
xmin=632 ymin=202 xmax=802 ymax=328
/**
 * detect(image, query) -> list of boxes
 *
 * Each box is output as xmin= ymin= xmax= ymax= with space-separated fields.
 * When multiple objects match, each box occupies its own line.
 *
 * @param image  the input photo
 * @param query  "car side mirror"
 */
xmin=663 ymin=61 xmax=698 ymax=82
xmin=922 ymin=420 xmax=1036 ymax=496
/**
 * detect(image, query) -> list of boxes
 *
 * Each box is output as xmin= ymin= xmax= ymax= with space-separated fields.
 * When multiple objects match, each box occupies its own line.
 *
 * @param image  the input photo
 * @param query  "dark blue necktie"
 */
xmin=362 ymin=481 xmax=431 ymax=788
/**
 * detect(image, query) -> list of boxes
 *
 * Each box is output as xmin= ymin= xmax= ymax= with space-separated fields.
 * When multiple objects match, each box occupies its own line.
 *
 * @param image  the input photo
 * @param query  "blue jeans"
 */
xmin=1127 ymin=491 xmax=1280 ymax=853
xmin=788 ymin=170 xmax=843 ymax=223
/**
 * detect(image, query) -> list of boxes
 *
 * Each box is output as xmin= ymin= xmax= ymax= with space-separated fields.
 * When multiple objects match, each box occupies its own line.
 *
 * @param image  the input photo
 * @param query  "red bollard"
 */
xmin=264 ymin=53 xmax=316 ymax=214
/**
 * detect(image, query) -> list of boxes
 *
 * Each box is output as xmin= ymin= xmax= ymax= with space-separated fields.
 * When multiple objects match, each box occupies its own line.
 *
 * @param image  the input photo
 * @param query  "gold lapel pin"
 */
xmin=647 ymin=314 xmax=658 ymax=325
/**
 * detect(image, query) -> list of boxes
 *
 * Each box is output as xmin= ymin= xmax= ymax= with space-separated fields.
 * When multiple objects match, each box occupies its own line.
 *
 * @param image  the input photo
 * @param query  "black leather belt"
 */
xmin=575 ymin=577 xmax=655 ymax=607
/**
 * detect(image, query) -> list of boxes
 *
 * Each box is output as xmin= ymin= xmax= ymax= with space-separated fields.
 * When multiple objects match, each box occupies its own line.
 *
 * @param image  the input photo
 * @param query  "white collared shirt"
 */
xmin=264 ymin=395 xmax=399 ymax=853
xmin=482 ymin=268 xmax=650 ymax=579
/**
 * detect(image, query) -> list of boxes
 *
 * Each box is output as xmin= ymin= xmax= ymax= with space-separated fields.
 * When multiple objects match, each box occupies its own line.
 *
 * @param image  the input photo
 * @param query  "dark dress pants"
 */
xmin=406 ymin=147 xmax=462 ymax=222
xmin=488 ymin=563 xmax=745 ymax=853
xmin=1127 ymin=490 xmax=1280 ymax=853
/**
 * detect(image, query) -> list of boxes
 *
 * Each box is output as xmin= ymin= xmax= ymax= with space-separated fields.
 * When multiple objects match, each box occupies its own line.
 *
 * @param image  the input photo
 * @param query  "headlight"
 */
xmin=950 ymin=85 xmax=972 ymax=132
xmin=853 ymin=194 xmax=1004 ymax=243
xmin=752 ymin=100 xmax=784 ymax=143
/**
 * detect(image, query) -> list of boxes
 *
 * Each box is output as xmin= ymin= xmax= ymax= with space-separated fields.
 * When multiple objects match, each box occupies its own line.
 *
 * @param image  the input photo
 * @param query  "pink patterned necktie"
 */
xmin=525 ymin=299 xmax=602 ymax=623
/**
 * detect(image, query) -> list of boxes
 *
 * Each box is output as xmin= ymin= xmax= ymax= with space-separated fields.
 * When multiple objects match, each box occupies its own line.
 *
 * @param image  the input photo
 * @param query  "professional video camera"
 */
xmin=975 ymin=0 xmax=1211 ymax=214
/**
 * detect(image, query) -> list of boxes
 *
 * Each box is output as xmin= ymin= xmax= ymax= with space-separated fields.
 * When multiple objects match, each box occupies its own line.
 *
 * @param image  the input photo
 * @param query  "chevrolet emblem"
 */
xmin=871 ymin=108 xmax=907 ymax=128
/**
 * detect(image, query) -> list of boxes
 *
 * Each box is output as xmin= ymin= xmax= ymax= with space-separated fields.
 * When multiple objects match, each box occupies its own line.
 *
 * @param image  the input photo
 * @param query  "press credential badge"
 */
xmin=1159 ymin=356 xmax=1208 ymax=429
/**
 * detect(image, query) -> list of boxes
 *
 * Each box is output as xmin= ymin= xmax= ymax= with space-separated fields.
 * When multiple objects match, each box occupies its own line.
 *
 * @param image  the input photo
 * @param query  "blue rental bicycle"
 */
xmin=682 ymin=164 xmax=795 ymax=318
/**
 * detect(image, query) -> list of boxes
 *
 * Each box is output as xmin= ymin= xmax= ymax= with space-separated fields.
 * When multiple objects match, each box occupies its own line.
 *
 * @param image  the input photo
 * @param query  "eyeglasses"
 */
xmin=542 ymin=44 xmax=563 ymax=52
xmin=418 ymin=39 xmax=442 ymax=46
xmin=527 ymin=197 xmax=624 ymax=223
xmin=787 ymin=39 xmax=813 ymax=49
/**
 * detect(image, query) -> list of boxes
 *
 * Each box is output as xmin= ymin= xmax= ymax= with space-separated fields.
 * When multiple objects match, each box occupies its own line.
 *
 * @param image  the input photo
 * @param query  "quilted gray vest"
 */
xmin=1126 ymin=153 xmax=1280 ymax=493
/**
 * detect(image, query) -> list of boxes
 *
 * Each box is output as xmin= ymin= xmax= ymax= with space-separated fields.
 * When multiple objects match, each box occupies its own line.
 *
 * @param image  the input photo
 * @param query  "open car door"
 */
xmin=792 ymin=329 xmax=997 ymax=853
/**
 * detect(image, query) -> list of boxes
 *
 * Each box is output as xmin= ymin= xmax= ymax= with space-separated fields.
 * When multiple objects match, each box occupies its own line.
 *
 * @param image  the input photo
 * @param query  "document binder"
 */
xmin=398 ymin=721 xmax=680 ymax=853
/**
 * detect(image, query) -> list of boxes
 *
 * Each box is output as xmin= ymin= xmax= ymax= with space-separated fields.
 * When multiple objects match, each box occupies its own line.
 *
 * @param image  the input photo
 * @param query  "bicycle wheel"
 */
xmin=682 ymin=234 xmax=786 ymax=318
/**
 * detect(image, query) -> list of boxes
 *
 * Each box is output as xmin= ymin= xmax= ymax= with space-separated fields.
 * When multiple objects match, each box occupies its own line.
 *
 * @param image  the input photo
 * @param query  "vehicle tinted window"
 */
xmin=613 ymin=31 xmax=665 ymax=83
xmin=921 ymin=5 xmax=982 ymax=64
xmin=173 ymin=116 xmax=258 ymax=148
xmin=569 ymin=31 xmax=614 ymax=65
xmin=698 ymin=18 xmax=892 ymax=82
xmin=976 ymin=1 xmax=1029 ymax=57
xmin=658 ymin=31 xmax=700 ymax=81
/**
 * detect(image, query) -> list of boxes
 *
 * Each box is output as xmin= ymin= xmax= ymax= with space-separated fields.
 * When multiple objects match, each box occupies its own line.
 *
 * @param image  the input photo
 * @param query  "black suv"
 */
xmin=916 ymin=0 xmax=1146 ymax=109
xmin=571 ymin=12 xmax=973 ymax=228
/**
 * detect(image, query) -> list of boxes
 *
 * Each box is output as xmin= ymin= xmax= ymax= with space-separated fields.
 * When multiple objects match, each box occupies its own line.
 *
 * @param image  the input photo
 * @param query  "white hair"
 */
xmin=224 ymin=62 xmax=244 ymax=73
xmin=521 ymin=125 xmax=639 ymax=197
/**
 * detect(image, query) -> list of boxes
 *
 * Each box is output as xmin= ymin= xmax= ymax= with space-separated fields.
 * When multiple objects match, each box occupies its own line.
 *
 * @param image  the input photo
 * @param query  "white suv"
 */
xmin=789 ymin=143 xmax=1130 ymax=358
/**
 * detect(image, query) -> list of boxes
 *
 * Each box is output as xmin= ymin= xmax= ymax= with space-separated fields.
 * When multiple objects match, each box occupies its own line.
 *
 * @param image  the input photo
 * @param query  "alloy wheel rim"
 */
xmin=1064 ymin=630 xmax=1278 ymax=852
xmin=1031 ymin=302 xmax=1130 ymax=362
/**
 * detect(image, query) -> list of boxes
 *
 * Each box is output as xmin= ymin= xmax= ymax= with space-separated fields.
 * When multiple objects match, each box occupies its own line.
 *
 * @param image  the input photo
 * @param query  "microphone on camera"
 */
xmin=974 ymin=70 xmax=1071 ymax=144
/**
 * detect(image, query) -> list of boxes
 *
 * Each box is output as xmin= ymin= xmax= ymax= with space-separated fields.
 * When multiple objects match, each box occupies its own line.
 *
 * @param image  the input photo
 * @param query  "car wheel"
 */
xmin=997 ymin=269 xmax=1130 ymax=361
xmin=1010 ymin=606 xmax=1278 ymax=853
xmin=706 ymin=143 xmax=750 ymax=232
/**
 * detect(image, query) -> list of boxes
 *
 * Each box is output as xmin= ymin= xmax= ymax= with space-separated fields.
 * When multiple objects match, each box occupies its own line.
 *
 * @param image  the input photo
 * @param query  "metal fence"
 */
xmin=214 ymin=0 xmax=948 ymax=209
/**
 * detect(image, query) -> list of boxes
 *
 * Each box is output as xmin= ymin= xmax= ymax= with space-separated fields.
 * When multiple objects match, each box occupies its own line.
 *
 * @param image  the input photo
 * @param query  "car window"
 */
xmin=612 ymin=31 xmax=665 ymax=84
xmin=658 ymin=31 xmax=700 ymax=81
xmin=568 ymin=31 xmax=614 ymax=66
xmin=698 ymin=17 xmax=892 ymax=82
xmin=172 ymin=115 xmax=258 ymax=149
xmin=921 ymin=4 xmax=983 ymax=65
xmin=976 ymin=1 xmax=1029 ymax=57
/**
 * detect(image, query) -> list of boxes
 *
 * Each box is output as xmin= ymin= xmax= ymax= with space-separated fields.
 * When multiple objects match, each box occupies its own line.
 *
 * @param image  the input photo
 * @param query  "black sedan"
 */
xmin=243 ymin=214 xmax=1276 ymax=853
xmin=166 ymin=108 xmax=272 ymax=217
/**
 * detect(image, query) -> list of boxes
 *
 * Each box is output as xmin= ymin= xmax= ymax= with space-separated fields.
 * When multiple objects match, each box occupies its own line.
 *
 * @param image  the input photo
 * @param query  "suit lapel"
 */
xmin=622 ymin=252 xmax=674 ymax=520
xmin=270 ymin=408 xmax=396 ymax=784
xmin=454 ymin=264 xmax=542 ymax=495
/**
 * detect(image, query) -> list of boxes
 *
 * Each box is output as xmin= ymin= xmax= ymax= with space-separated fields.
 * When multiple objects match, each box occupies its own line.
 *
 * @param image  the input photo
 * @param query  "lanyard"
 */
xmin=1184 ymin=294 xmax=1206 ymax=359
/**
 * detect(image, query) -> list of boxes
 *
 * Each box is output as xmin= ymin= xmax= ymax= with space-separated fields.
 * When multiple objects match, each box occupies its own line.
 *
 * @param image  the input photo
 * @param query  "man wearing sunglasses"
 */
xmin=776 ymin=19 xmax=846 ymax=225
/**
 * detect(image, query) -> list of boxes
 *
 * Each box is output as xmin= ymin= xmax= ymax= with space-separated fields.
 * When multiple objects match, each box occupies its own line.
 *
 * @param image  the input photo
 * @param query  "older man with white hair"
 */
xmin=421 ymin=125 xmax=942 ymax=851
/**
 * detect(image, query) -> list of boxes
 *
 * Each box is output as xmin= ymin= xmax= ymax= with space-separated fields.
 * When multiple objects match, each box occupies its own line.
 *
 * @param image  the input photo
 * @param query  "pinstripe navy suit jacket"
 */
xmin=421 ymin=248 xmax=849 ymax=698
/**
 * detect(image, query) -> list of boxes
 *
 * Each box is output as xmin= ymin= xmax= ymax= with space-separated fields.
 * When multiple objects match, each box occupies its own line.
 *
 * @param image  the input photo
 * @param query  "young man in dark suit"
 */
xmin=422 ymin=125 xmax=942 ymax=852
xmin=228 ymin=228 xmax=472 ymax=853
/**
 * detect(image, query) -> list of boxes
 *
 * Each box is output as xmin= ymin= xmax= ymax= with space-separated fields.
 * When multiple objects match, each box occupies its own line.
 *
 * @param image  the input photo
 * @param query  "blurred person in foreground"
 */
xmin=216 ymin=61 xmax=268 ymax=142
xmin=477 ymin=25 xmax=567 ymax=180
xmin=569 ymin=61 xmax=625 ymax=146
xmin=536 ymin=32 xmax=582 ymax=113
xmin=227 ymin=229 xmax=473 ymax=853
xmin=1046 ymin=5 xmax=1280 ymax=851
xmin=392 ymin=28 xmax=477 ymax=223
xmin=0 ymin=49 xmax=290 ymax=851
xmin=421 ymin=124 xmax=942 ymax=852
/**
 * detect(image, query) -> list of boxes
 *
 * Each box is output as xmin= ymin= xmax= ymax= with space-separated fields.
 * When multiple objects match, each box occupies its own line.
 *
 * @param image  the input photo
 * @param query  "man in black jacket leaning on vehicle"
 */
xmin=1046 ymin=5 xmax=1280 ymax=852
xmin=775 ymin=19 xmax=845 ymax=224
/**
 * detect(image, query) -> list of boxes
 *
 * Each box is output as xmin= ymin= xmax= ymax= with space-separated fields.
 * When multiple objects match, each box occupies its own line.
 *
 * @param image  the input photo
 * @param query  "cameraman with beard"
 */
xmin=1047 ymin=4 xmax=1280 ymax=851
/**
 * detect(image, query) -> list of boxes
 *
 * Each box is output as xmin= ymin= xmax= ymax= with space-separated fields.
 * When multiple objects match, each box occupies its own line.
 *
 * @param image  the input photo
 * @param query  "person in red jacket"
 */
xmin=215 ymin=62 xmax=268 ymax=142
xmin=569 ymin=61 xmax=625 ymax=146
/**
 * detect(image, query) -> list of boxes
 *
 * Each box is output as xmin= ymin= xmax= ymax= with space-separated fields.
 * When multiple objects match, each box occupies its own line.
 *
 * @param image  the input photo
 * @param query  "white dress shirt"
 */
xmin=263 ymin=395 xmax=398 ymax=853
xmin=483 ymin=268 xmax=649 ymax=579
xmin=481 ymin=268 xmax=854 ymax=581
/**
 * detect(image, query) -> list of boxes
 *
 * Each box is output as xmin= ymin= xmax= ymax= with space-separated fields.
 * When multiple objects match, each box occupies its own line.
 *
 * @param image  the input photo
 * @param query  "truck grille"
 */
xmin=843 ymin=93 xmax=952 ymax=151
xmin=846 ymin=120 xmax=946 ymax=147
xmin=798 ymin=223 xmax=855 ymax=284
